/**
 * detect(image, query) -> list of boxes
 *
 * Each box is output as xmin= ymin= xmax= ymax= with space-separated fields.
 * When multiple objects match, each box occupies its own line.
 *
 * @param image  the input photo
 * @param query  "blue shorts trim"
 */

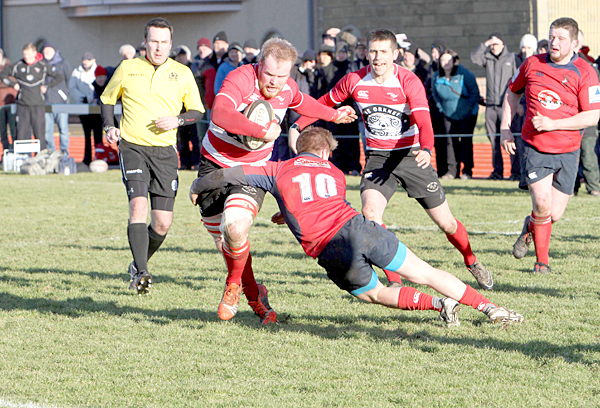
xmin=350 ymin=270 xmax=379 ymax=296
xmin=383 ymin=241 xmax=407 ymax=271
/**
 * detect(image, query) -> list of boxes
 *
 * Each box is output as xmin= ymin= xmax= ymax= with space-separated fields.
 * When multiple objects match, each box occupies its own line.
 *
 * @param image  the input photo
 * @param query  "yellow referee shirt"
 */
xmin=101 ymin=57 xmax=204 ymax=147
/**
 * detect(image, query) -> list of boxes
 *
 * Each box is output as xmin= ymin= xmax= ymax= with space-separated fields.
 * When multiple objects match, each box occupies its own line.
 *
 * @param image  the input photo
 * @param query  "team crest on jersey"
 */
xmin=26 ymin=74 xmax=34 ymax=81
xmin=362 ymin=105 xmax=410 ymax=136
xmin=537 ymin=90 xmax=561 ymax=110
xmin=171 ymin=180 xmax=178 ymax=191
xmin=294 ymin=158 xmax=331 ymax=168
xmin=34 ymin=67 xmax=40 ymax=73
xmin=168 ymin=72 xmax=178 ymax=81
xmin=248 ymin=94 xmax=260 ymax=102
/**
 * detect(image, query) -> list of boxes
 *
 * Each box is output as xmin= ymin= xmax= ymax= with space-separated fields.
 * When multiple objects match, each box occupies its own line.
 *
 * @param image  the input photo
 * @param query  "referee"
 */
xmin=101 ymin=17 xmax=204 ymax=295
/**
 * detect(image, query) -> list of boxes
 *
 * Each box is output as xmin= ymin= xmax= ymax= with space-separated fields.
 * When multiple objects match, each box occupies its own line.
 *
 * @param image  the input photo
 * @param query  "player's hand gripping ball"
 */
xmin=241 ymin=100 xmax=275 ymax=150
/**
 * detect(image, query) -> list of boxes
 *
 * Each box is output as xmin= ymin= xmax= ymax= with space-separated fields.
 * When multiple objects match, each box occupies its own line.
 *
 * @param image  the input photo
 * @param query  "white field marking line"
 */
xmin=386 ymin=216 xmax=600 ymax=236
xmin=0 ymin=399 xmax=63 ymax=408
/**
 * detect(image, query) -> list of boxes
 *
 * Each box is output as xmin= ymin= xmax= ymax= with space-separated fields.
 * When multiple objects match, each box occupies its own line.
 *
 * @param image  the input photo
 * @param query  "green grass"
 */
xmin=1 ymin=170 xmax=599 ymax=407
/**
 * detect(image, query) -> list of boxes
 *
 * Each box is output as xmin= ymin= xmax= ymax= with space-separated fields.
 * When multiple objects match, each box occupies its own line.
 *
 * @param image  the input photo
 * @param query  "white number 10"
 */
xmin=292 ymin=173 xmax=338 ymax=202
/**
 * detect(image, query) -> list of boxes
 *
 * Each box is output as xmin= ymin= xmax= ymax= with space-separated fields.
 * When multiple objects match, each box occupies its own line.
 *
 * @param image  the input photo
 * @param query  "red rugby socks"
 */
xmin=446 ymin=219 xmax=477 ymax=266
xmin=531 ymin=212 xmax=552 ymax=265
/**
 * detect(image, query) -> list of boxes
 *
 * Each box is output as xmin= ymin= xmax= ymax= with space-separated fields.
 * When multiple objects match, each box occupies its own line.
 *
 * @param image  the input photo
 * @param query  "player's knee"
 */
xmin=362 ymin=205 xmax=382 ymax=224
xmin=152 ymin=219 xmax=171 ymax=235
xmin=221 ymin=207 xmax=253 ymax=247
xmin=434 ymin=215 xmax=456 ymax=234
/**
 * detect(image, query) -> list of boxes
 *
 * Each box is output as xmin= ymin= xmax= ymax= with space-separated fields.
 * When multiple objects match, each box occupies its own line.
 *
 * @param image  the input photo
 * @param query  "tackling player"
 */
xmin=190 ymin=127 xmax=524 ymax=326
xmin=500 ymin=17 xmax=600 ymax=273
xmin=101 ymin=18 xmax=205 ymax=294
xmin=292 ymin=29 xmax=494 ymax=291
xmin=198 ymin=37 xmax=357 ymax=324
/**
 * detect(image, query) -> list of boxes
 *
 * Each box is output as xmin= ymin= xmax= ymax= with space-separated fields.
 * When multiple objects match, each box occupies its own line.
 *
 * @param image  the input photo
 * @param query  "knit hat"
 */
xmin=213 ymin=31 xmax=228 ymax=43
xmin=538 ymin=39 xmax=549 ymax=51
xmin=302 ymin=49 xmax=317 ymax=62
xmin=243 ymin=39 xmax=259 ymax=50
xmin=95 ymin=66 xmax=107 ymax=76
xmin=42 ymin=41 xmax=56 ymax=50
xmin=197 ymin=37 xmax=211 ymax=48
xmin=396 ymin=33 xmax=411 ymax=50
xmin=520 ymin=34 xmax=538 ymax=51
xmin=489 ymin=32 xmax=504 ymax=44
xmin=83 ymin=52 xmax=95 ymax=60
xmin=318 ymin=44 xmax=335 ymax=55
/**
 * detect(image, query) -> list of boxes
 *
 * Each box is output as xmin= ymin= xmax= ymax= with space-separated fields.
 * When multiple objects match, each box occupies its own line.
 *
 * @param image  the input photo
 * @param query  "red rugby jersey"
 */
xmin=201 ymin=64 xmax=339 ymax=168
xmin=194 ymin=153 xmax=359 ymax=257
xmin=295 ymin=64 xmax=433 ymax=151
xmin=508 ymin=53 xmax=600 ymax=153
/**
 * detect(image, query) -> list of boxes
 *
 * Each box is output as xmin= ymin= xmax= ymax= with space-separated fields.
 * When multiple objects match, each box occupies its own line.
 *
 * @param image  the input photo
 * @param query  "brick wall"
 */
xmin=313 ymin=0 xmax=532 ymax=76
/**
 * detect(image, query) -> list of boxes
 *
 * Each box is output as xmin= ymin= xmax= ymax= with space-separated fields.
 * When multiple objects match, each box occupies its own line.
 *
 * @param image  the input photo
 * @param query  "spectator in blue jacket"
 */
xmin=432 ymin=49 xmax=480 ymax=179
xmin=214 ymin=42 xmax=243 ymax=94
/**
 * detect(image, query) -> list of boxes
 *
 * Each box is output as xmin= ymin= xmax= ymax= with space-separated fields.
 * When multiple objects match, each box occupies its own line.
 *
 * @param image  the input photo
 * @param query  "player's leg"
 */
xmin=360 ymin=152 xmax=405 ymax=285
xmin=148 ymin=196 xmax=174 ymax=259
xmin=399 ymin=152 xmax=493 ymax=290
xmin=387 ymin=245 xmax=522 ymax=324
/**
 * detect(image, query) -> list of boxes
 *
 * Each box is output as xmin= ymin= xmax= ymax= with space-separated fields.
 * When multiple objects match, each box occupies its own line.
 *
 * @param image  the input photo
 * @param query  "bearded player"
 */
xmin=292 ymin=29 xmax=494 ymax=291
xmin=198 ymin=37 xmax=357 ymax=324
xmin=501 ymin=17 xmax=600 ymax=273
xmin=191 ymin=127 xmax=524 ymax=326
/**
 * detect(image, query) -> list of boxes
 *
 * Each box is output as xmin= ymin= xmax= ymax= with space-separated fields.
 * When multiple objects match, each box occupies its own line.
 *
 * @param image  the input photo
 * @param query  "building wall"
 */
xmin=312 ymin=0 xmax=532 ymax=76
xmin=1 ymin=0 xmax=310 ymax=69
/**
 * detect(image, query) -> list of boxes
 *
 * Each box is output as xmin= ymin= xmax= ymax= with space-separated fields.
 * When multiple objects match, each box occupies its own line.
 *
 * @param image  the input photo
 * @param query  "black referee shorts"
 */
xmin=118 ymin=139 xmax=179 ymax=209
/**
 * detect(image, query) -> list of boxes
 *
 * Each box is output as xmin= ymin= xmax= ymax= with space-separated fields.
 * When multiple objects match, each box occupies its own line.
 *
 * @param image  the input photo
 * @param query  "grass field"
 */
xmin=1 ymin=169 xmax=599 ymax=407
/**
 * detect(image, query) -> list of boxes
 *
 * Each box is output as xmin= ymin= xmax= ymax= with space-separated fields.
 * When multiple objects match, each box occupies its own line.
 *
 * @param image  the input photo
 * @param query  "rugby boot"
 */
xmin=532 ymin=262 xmax=551 ymax=274
xmin=466 ymin=260 xmax=494 ymax=291
xmin=129 ymin=262 xmax=152 ymax=296
xmin=485 ymin=305 xmax=524 ymax=325
xmin=218 ymin=283 xmax=242 ymax=320
xmin=248 ymin=284 xmax=278 ymax=324
xmin=439 ymin=298 xmax=460 ymax=327
xmin=513 ymin=216 xmax=532 ymax=259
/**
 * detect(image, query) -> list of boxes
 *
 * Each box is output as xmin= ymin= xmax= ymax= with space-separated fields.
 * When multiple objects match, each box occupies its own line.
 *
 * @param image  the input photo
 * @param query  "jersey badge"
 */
xmin=387 ymin=92 xmax=399 ymax=99
xmin=363 ymin=105 xmax=410 ymax=136
xmin=537 ymin=90 xmax=561 ymax=110
xmin=536 ymin=71 xmax=544 ymax=77
xmin=561 ymin=76 xmax=569 ymax=85
xmin=34 ymin=67 xmax=40 ymax=73
xmin=168 ymin=72 xmax=178 ymax=81
xmin=171 ymin=180 xmax=178 ymax=191
xmin=589 ymin=86 xmax=600 ymax=104
xmin=357 ymin=90 xmax=369 ymax=99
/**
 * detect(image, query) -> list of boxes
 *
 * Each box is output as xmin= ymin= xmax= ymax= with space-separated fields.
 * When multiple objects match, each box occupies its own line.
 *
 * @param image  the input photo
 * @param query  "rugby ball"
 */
xmin=89 ymin=159 xmax=108 ymax=173
xmin=241 ymin=100 xmax=274 ymax=150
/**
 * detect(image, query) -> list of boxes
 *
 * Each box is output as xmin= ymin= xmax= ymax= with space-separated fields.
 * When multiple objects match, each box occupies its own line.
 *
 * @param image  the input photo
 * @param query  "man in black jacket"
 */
xmin=0 ymin=43 xmax=62 ymax=150
xmin=42 ymin=42 xmax=72 ymax=153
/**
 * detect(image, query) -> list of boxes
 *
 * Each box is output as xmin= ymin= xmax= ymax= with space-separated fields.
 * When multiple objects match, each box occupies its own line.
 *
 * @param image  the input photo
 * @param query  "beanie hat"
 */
xmin=520 ymin=34 xmax=538 ymax=51
xmin=213 ymin=31 xmax=228 ymax=43
xmin=489 ymin=32 xmax=504 ymax=44
xmin=197 ymin=37 xmax=211 ymax=48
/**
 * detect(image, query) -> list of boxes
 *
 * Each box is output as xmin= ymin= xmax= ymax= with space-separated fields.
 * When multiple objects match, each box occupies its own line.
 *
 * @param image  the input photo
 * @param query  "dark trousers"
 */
xmin=580 ymin=132 xmax=600 ymax=193
xmin=443 ymin=114 xmax=476 ymax=177
xmin=80 ymin=114 xmax=103 ymax=164
xmin=485 ymin=105 xmax=504 ymax=176
xmin=16 ymin=104 xmax=46 ymax=150
xmin=177 ymin=122 xmax=200 ymax=169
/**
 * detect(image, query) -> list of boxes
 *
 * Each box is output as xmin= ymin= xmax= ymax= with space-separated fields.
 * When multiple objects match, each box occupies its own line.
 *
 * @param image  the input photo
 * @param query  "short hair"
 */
xmin=296 ymin=126 xmax=338 ymax=154
xmin=119 ymin=44 xmax=136 ymax=56
xmin=550 ymin=17 xmax=578 ymax=41
xmin=23 ymin=43 xmax=36 ymax=52
xmin=260 ymin=37 xmax=298 ymax=65
xmin=144 ymin=17 xmax=173 ymax=41
xmin=366 ymin=29 xmax=398 ymax=51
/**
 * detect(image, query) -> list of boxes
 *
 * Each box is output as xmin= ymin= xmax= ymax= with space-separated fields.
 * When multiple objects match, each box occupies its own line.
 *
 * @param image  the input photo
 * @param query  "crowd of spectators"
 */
xmin=0 ymin=26 xmax=599 ymax=194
